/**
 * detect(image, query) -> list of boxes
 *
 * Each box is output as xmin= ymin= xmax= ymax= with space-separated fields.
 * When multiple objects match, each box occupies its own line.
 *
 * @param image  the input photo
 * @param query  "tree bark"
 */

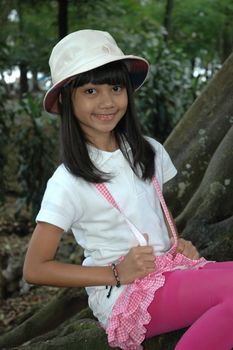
xmin=164 ymin=51 xmax=233 ymax=217
xmin=0 ymin=288 xmax=87 ymax=349
xmin=221 ymin=4 xmax=233 ymax=63
xmin=176 ymin=124 xmax=233 ymax=231
xmin=163 ymin=53 xmax=233 ymax=263
xmin=19 ymin=63 xmax=28 ymax=95
xmin=58 ymin=0 xmax=68 ymax=40
xmin=163 ymin=0 xmax=173 ymax=42
xmin=12 ymin=327 xmax=186 ymax=350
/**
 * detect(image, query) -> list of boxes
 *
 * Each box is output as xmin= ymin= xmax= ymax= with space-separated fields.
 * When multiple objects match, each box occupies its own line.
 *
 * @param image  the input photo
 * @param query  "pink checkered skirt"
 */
xmin=105 ymin=253 xmax=209 ymax=350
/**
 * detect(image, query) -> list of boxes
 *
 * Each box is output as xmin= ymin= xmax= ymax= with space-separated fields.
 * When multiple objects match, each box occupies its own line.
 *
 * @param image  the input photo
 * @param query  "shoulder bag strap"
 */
xmin=95 ymin=176 xmax=178 ymax=251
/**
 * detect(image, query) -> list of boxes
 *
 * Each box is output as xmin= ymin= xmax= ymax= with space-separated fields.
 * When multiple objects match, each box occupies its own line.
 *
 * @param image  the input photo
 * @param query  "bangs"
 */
xmin=72 ymin=61 xmax=129 ymax=88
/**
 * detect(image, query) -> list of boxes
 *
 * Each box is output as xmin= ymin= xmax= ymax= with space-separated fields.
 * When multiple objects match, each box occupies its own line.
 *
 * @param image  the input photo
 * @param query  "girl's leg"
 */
xmin=145 ymin=261 xmax=233 ymax=350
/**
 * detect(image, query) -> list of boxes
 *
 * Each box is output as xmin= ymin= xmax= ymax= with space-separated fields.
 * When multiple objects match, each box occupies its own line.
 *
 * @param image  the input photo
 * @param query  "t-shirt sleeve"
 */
xmin=36 ymin=177 xmax=77 ymax=232
xmin=160 ymin=144 xmax=177 ymax=184
xmin=145 ymin=136 xmax=177 ymax=184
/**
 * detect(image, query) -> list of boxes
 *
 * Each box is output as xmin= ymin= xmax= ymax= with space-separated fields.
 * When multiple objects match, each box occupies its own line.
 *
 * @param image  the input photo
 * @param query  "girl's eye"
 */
xmin=85 ymin=88 xmax=96 ymax=95
xmin=112 ymin=85 xmax=122 ymax=92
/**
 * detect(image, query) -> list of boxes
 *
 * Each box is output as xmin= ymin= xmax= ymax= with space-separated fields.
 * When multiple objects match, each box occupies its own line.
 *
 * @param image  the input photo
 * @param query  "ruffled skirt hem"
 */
xmin=105 ymin=253 xmax=210 ymax=350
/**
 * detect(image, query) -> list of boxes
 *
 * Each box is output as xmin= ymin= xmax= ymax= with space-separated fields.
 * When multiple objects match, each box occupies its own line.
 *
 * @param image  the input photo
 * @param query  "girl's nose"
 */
xmin=99 ymin=91 xmax=114 ymax=109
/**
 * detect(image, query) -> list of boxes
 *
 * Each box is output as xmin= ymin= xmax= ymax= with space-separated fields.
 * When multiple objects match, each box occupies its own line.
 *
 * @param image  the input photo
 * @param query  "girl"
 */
xmin=23 ymin=29 xmax=233 ymax=350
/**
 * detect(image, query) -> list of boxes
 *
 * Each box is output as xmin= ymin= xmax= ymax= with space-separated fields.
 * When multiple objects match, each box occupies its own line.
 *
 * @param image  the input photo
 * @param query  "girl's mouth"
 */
xmin=94 ymin=114 xmax=115 ymax=121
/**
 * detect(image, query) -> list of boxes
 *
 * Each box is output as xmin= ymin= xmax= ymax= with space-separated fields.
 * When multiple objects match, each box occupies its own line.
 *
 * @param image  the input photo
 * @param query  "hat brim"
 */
xmin=43 ymin=55 xmax=149 ymax=114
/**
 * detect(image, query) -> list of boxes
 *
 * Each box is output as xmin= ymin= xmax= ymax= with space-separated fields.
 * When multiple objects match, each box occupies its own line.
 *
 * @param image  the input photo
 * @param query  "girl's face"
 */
xmin=72 ymin=83 xmax=128 ymax=148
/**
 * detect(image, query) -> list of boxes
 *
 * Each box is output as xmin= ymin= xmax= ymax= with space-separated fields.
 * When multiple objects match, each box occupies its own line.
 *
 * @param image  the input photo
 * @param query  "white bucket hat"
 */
xmin=43 ymin=29 xmax=149 ymax=114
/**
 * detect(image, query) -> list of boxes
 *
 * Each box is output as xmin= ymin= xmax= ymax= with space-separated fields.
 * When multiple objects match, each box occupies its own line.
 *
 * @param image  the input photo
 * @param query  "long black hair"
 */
xmin=59 ymin=61 xmax=155 ymax=183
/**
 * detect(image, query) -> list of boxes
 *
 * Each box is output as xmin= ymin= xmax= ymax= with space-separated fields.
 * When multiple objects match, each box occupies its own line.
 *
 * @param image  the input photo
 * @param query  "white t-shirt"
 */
xmin=36 ymin=137 xmax=177 ymax=326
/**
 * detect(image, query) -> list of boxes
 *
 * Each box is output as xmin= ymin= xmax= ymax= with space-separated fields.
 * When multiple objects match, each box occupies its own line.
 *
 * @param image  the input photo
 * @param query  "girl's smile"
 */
xmin=94 ymin=113 xmax=115 ymax=121
xmin=72 ymin=83 xmax=128 ymax=150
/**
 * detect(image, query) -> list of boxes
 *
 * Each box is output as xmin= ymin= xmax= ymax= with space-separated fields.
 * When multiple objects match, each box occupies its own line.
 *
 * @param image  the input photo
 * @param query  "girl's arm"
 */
xmin=163 ymin=209 xmax=200 ymax=260
xmin=23 ymin=222 xmax=155 ymax=288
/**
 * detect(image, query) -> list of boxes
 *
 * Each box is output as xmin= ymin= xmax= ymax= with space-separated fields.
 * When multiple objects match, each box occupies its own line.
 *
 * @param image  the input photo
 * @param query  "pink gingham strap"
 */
xmin=95 ymin=176 xmax=178 ymax=249
xmin=152 ymin=177 xmax=178 ymax=249
xmin=94 ymin=183 xmax=121 ymax=211
xmin=95 ymin=183 xmax=147 ymax=246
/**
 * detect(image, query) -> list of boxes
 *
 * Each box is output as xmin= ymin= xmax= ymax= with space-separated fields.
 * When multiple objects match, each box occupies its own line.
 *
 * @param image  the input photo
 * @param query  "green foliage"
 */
xmin=171 ymin=0 xmax=233 ymax=64
xmin=0 ymin=0 xmax=57 ymax=75
xmin=1 ymin=0 xmax=231 ymax=139
xmin=136 ymin=46 xmax=194 ymax=141
xmin=14 ymin=93 xmax=59 ymax=219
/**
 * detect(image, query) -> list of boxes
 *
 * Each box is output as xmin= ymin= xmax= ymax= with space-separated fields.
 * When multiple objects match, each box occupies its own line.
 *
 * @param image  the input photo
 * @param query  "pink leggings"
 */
xmin=145 ymin=262 xmax=233 ymax=350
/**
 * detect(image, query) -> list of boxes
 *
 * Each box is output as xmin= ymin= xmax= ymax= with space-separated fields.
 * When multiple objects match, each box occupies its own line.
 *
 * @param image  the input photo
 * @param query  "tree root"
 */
xmin=0 ymin=288 xmax=87 ymax=349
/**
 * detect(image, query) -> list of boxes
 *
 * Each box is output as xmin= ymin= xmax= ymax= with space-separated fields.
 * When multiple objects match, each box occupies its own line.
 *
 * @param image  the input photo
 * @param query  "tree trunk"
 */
xmin=17 ymin=1 xmax=28 ymax=95
xmin=163 ymin=0 xmax=173 ymax=42
xmin=220 ymin=3 xmax=233 ymax=63
xmin=58 ymin=0 xmax=68 ymax=40
xmin=32 ymin=70 xmax=40 ymax=92
xmin=19 ymin=63 xmax=28 ymax=95
xmin=0 ymin=288 xmax=87 ymax=349
xmin=163 ymin=52 xmax=233 ymax=262
xmin=164 ymin=51 xmax=233 ymax=218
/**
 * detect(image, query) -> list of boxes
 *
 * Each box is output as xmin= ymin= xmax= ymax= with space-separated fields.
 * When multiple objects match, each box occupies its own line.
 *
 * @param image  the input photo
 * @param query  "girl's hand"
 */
xmin=117 ymin=234 xmax=155 ymax=284
xmin=171 ymin=237 xmax=200 ymax=260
